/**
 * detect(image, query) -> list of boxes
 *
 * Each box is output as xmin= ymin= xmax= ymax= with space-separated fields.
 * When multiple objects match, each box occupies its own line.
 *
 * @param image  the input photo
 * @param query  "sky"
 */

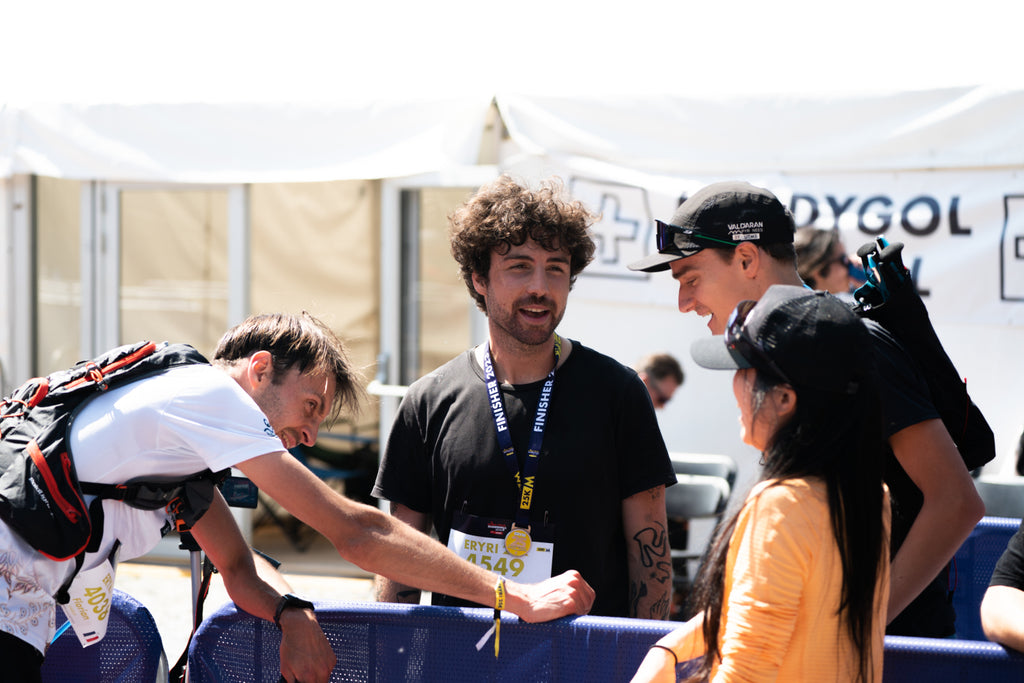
xmin=3 ymin=0 xmax=1024 ymax=105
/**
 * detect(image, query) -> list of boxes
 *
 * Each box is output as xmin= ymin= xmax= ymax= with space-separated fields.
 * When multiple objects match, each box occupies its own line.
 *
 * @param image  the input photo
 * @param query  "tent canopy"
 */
xmin=0 ymin=98 xmax=493 ymax=182
xmin=4 ymin=0 xmax=1023 ymax=182
xmin=497 ymin=87 xmax=1024 ymax=176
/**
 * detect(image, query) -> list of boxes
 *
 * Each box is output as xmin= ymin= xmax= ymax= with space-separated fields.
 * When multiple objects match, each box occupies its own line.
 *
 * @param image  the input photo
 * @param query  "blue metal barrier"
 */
xmin=188 ymin=600 xmax=679 ymax=682
xmin=42 ymin=589 xmax=167 ymax=683
xmin=883 ymin=636 xmax=1024 ymax=682
xmin=182 ymin=517 xmax=1024 ymax=682
xmin=187 ymin=599 xmax=1024 ymax=682
xmin=951 ymin=515 xmax=1021 ymax=640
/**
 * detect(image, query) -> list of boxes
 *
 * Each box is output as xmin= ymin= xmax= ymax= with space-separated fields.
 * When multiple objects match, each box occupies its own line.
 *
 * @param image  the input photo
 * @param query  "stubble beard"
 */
xmin=490 ymin=296 xmax=564 ymax=350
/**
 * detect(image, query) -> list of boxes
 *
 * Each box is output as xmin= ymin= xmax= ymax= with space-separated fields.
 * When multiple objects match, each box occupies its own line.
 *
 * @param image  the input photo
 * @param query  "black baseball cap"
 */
xmin=628 ymin=181 xmax=796 ymax=273
xmin=689 ymin=285 xmax=872 ymax=395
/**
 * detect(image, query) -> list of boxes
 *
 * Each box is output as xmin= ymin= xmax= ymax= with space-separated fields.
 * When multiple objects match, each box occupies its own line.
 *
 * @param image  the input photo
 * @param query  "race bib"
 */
xmin=61 ymin=559 xmax=116 ymax=647
xmin=447 ymin=512 xmax=554 ymax=585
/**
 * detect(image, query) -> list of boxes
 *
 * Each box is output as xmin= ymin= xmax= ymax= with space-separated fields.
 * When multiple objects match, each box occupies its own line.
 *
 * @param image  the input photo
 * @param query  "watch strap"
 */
xmin=274 ymin=593 xmax=315 ymax=629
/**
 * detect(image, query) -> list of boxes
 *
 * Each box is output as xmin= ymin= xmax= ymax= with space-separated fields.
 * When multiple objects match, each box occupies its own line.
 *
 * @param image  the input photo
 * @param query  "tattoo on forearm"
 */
xmin=629 ymin=521 xmax=672 ymax=619
xmin=633 ymin=521 xmax=672 ymax=583
xmin=650 ymin=592 xmax=670 ymax=620
xmin=629 ymin=581 xmax=647 ymax=617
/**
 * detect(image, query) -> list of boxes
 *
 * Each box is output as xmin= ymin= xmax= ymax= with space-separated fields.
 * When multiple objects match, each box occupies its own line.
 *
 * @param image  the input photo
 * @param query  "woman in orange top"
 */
xmin=632 ymin=286 xmax=890 ymax=683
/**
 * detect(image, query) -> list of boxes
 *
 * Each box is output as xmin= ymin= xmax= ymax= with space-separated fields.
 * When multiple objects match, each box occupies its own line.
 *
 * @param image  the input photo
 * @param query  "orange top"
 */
xmin=709 ymin=478 xmax=890 ymax=683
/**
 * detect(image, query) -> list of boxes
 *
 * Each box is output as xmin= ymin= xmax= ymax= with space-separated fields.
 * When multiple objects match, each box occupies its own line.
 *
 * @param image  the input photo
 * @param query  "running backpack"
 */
xmin=0 ymin=341 xmax=223 ymax=586
xmin=852 ymin=237 xmax=995 ymax=470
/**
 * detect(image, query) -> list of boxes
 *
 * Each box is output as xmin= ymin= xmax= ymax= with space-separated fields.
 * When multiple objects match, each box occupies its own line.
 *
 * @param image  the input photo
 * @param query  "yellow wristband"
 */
xmin=493 ymin=577 xmax=506 ymax=658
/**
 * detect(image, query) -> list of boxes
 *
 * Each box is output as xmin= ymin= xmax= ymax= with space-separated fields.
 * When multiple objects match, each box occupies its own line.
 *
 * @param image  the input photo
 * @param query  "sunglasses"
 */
xmin=649 ymin=380 xmax=673 ymax=408
xmin=818 ymin=252 xmax=850 ymax=273
xmin=655 ymin=219 xmax=738 ymax=252
xmin=726 ymin=300 xmax=793 ymax=385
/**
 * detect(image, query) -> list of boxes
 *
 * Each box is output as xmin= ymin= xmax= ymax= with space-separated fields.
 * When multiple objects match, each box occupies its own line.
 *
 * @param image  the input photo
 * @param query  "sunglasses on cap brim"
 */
xmin=655 ymin=220 xmax=738 ymax=253
xmin=725 ymin=300 xmax=794 ymax=386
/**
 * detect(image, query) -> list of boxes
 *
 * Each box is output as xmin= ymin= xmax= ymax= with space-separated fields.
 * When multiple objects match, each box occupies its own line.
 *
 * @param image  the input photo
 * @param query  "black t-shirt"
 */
xmin=373 ymin=341 xmax=676 ymax=617
xmin=989 ymin=519 xmax=1024 ymax=590
xmin=866 ymin=319 xmax=957 ymax=637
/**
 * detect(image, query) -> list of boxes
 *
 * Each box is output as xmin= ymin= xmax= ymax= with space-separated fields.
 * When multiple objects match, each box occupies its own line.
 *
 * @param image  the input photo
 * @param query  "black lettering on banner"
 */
xmin=901 ymin=196 xmax=941 ymax=236
xmin=910 ymin=257 xmax=931 ymax=297
xmin=859 ymin=195 xmax=893 ymax=235
xmin=825 ymin=196 xmax=858 ymax=228
xmin=778 ymin=191 xmax=970 ymax=239
xmin=789 ymin=194 xmax=819 ymax=228
xmin=950 ymin=196 xmax=972 ymax=235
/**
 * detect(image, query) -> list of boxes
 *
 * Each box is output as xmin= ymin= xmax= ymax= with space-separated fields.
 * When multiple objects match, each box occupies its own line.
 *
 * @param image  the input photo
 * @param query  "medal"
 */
xmin=505 ymin=526 xmax=532 ymax=556
xmin=484 ymin=337 xmax=560 ymax=557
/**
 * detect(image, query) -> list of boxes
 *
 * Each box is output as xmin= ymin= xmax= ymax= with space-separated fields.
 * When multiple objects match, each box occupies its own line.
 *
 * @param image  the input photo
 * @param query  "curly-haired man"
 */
xmin=373 ymin=176 xmax=676 ymax=619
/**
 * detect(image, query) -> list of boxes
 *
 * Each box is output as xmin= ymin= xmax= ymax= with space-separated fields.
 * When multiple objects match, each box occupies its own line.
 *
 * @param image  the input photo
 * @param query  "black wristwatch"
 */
xmin=273 ymin=593 xmax=315 ymax=629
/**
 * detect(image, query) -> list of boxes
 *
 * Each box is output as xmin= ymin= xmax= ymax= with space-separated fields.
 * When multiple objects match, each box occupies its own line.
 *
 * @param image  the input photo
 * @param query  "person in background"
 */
xmin=629 ymin=181 xmax=984 ymax=637
xmin=374 ymin=175 xmax=676 ymax=619
xmin=631 ymin=286 xmax=890 ymax=683
xmin=634 ymin=352 xmax=685 ymax=410
xmin=794 ymin=226 xmax=866 ymax=295
xmin=980 ymin=518 xmax=1024 ymax=650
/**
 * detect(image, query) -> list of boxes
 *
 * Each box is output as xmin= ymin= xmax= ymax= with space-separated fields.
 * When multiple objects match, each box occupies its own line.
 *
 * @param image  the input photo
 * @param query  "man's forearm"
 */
xmin=981 ymin=586 xmax=1024 ymax=651
xmin=628 ymin=520 xmax=673 ymax=620
xmin=623 ymin=486 xmax=673 ymax=620
xmin=887 ymin=496 xmax=981 ymax=622
xmin=885 ymin=419 xmax=985 ymax=623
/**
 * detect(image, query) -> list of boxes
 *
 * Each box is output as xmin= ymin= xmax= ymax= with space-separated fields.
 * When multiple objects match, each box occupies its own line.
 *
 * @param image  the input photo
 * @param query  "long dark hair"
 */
xmin=688 ymin=362 xmax=887 ymax=682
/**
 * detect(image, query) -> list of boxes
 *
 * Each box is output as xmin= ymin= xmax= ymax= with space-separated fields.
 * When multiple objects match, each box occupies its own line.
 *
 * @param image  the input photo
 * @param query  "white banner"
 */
xmin=503 ymin=156 xmax=1024 ymax=478
xmin=560 ymin=169 xmax=1024 ymax=326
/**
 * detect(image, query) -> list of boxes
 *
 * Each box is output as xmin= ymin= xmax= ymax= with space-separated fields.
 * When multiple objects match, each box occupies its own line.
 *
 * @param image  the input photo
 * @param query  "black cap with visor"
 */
xmin=628 ymin=181 xmax=796 ymax=273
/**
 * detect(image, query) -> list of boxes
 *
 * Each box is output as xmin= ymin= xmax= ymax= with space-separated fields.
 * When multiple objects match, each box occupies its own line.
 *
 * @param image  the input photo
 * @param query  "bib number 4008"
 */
xmin=465 ymin=554 xmax=525 ymax=577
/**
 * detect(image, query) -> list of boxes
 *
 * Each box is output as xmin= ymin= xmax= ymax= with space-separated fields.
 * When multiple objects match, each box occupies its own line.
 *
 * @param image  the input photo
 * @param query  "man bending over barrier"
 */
xmin=0 ymin=312 xmax=594 ymax=683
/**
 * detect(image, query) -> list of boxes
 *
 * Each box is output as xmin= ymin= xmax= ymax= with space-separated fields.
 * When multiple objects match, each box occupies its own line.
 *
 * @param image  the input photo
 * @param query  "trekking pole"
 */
xmin=179 ymin=531 xmax=203 ymax=624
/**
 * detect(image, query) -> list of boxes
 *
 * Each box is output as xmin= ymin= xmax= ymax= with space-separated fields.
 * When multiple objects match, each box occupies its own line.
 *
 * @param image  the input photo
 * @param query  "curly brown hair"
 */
xmin=448 ymin=175 xmax=597 ymax=312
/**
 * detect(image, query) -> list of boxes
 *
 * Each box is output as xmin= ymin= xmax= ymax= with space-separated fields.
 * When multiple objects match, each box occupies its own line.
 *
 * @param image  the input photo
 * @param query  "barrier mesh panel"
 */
xmin=188 ymin=600 xmax=679 ymax=682
xmin=42 ymin=589 xmax=165 ymax=683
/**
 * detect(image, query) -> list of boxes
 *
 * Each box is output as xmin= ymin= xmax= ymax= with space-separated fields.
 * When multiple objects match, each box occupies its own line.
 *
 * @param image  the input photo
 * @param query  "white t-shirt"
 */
xmin=0 ymin=362 xmax=286 ymax=652
xmin=69 ymin=363 xmax=286 ymax=565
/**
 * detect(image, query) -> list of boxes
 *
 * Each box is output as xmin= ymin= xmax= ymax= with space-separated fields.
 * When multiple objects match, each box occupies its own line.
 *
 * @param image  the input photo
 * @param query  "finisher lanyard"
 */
xmin=482 ymin=336 xmax=560 ymax=530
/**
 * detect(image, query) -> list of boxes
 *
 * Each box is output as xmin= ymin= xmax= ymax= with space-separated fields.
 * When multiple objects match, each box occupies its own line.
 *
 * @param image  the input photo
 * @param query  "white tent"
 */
xmin=3 ymin=0 xmax=1024 ymax=484
xmin=0 ymin=99 xmax=492 ymax=182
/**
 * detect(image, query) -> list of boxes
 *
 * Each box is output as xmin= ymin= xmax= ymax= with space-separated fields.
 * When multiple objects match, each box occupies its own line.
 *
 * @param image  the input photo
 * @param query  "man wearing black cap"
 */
xmin=629 ymin=181 xmax=985 ymax=637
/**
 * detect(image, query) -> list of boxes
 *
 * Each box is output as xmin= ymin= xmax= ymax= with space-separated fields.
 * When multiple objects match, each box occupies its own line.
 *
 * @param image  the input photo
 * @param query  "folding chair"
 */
xmin=973 ymin=476 xmax=1024 ymax=519
xmin=669 ymin=452 xmax=738 ymax=488
xmin=665 ymin=472 xmax=733 ymax=620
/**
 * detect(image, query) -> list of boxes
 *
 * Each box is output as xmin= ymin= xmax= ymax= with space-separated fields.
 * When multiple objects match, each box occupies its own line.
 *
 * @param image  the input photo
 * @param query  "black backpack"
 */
xmin=853 ymin=238 xmax=995 ymax=471
xmin=0 ymin=341 xmax=224 ymax=600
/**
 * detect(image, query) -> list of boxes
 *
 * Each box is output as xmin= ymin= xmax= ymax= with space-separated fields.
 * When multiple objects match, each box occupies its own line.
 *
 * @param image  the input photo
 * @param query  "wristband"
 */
xmin=493 ymin=577 xmax=506 ymax=658
xmin=649 ymin=643 xmax=678 ymax=667
xmin=273 ymin=593 xmax=315 ymax=629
